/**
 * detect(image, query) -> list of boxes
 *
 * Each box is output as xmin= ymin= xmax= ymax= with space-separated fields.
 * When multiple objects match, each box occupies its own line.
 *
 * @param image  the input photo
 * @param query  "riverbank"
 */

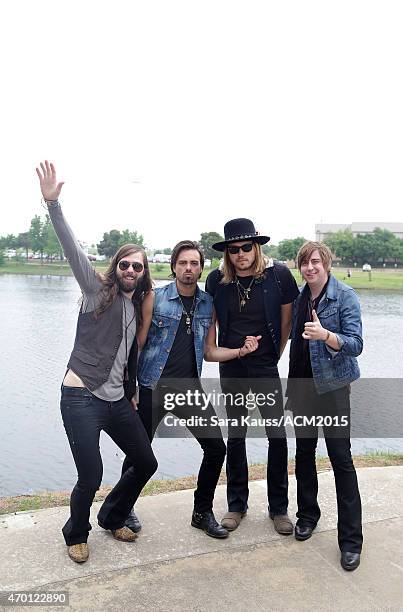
xmin=1 ymin=260 xmax=402 ymax=289
xmin=1 ymin=452 xmax=401 ymax=516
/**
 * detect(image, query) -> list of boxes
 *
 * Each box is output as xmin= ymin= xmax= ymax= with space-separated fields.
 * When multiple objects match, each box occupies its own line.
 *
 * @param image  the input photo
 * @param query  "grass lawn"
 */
xmin=1 ymin=261 xmax=402 ymax=290
xmin=1 ymin=451 xmax=402 ymax=515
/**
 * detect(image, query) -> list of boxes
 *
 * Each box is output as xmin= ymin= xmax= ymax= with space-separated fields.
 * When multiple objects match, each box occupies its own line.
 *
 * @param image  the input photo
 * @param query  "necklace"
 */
xmin=235 ymin=276 xmax=255 ymax=311
xmin=178 ymin=293 xmax=196 ymax=335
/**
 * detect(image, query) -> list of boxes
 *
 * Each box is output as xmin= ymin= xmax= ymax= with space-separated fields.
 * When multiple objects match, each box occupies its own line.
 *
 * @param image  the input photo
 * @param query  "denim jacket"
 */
xmin=290 ymin=275 xmax=363 ymax=394
xmin=138 ymin=281 xmax=213 ymax=389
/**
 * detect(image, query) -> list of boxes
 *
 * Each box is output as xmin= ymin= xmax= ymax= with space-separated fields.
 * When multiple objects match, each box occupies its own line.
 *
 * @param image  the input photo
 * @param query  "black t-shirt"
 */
xmin=226 ymin=276 xmax=275 ymax=360
xmin=220 ymin=266 xmax=299 ymax=364
xmin=161 ymin=294 xmax=198 ymax=380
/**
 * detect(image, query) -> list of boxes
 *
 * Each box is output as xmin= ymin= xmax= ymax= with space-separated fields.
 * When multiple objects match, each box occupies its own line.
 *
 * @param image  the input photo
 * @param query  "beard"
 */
xmin=118 ymin=275 xmax=139 ymax=293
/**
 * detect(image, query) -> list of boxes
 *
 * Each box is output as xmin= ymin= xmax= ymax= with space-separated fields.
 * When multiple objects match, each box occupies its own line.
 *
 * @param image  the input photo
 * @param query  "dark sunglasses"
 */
xmin=227 ymin=243 xmax=254 ymax=255
xmin=118 ymin=260 xmax=144 ymax=272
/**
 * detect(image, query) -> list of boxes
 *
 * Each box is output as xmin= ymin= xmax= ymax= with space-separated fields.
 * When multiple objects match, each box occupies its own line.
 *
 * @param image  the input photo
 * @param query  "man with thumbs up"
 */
xmin=287 ymin=241 xmax=363 ymax=571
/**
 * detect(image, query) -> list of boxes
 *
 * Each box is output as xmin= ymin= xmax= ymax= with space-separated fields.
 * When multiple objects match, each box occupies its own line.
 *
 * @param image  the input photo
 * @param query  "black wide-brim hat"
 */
xmin=212 ymin=218 xmax=270 ymax=252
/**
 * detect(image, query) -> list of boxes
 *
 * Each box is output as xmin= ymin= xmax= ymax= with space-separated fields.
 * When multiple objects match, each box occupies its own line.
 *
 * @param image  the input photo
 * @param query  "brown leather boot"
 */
xmin=220 ymin=511 xmax=247 ymax=531
xmin=271 ymin=514 xmax=294 ymax=535
xmin=68 ymin=543 xmax=89 ymax=563
xmin=112 ymin=526 xmax=138 ymax=542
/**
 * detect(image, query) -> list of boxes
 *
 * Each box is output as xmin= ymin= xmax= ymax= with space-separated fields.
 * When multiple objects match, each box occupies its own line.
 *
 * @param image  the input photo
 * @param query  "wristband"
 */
xmin=324 ymin=330 xmax=330 ymax=342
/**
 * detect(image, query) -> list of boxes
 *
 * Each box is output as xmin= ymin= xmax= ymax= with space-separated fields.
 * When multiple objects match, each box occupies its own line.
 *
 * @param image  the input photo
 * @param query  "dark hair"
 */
xmin=170 ymin=240 xmax=204 ymax=278
xmin=95 ymin=243 xmax=153 ymax=324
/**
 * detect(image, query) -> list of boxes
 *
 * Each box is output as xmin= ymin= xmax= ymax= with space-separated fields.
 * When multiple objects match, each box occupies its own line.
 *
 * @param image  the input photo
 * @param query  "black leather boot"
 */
xmin=191 ymin=510 xmax=229 ymax=538
xmin=124 ymin=509 xmax=142 ymax=533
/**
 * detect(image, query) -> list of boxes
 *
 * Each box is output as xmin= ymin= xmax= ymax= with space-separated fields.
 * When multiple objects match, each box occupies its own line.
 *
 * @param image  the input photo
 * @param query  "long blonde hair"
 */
xmin=221 ymin=242 xmax=268 ymax=284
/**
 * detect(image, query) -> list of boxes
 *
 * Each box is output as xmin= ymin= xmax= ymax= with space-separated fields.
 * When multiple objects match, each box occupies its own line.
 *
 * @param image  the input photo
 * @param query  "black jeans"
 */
xmin=60 ymin=386 xmax=157 ymax=546
xmin=122 ymin=384 xmax=226 ymax=513
xmin=293 ymin=383 xmax=363 ymax=553
xmin=219 ymin=358 xmax=288 ymax=516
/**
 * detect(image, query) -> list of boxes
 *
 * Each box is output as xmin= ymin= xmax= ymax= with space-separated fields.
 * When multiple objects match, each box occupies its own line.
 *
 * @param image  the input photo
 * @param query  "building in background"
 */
xmin=315 ymin=222 xmax=403 ymax=242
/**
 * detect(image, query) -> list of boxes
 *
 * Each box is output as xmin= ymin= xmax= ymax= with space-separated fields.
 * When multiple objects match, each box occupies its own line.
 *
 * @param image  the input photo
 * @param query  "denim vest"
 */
xmin=138 ymin=282 xmax=213 ymax=389
xmin=205 ymin=261 xmax=288 ymax=360
xmin=290 ymin=275 xmax=363 ymax=394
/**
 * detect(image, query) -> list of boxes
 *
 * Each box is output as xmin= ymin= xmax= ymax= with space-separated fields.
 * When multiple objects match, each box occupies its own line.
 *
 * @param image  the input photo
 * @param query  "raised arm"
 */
xmin=36 ymin=161 xmax=101 ymax=295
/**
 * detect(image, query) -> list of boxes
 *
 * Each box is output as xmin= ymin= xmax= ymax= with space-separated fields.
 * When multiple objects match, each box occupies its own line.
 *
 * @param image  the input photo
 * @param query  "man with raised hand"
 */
xmin=205 ymin=218 xmax=299 ymax=534
xmin=36 ymin=161 xmax=157 ymax=564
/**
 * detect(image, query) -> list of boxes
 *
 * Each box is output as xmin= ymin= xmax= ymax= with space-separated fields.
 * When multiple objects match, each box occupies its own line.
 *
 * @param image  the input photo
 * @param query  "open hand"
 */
xmin=36 ymin=160 xmax=65 ymax=201
xmin=302 ymin=310 xmax=327 ymax=341
xmin=239 ymin=335 xmax=262 ymax=357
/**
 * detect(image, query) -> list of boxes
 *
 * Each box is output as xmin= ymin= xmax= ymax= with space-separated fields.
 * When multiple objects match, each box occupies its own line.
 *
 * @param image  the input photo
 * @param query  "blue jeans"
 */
xmin=60 ymin=386 xmax=157 ymax=546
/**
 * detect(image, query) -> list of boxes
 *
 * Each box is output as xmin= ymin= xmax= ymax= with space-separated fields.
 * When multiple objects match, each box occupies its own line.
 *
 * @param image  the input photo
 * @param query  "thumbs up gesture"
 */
xmin=302 ymin=309 xmax=328 ymax=341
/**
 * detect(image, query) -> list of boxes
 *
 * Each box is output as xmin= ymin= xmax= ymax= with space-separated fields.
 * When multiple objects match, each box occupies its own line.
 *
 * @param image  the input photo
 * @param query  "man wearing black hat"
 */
xmin=205 ymin=219 xmax=299 ymax=533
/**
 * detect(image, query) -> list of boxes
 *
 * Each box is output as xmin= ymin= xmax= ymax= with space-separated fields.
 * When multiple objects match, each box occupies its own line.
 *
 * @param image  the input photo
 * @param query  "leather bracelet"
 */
xmin=238 ymin=348 xmax=242 ymax=359
xmin=324 ymin=330 xmax=330 ymax=342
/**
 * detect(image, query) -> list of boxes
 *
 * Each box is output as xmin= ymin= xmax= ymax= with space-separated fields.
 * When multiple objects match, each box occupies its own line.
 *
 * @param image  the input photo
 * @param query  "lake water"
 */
xmin=0 ymin=274 xmax=402 ymax=497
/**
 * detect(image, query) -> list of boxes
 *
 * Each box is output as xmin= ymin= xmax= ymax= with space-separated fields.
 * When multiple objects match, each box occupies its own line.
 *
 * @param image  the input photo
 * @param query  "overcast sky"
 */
xmin=1 ymin=1 xmax=402 ymax=249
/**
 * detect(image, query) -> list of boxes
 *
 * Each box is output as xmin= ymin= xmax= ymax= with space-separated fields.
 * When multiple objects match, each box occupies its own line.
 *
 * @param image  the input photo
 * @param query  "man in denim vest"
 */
xmin=121 ymin=240 xmax=261 ymax=538
xmin=205 ymin=219 xmax=300 ymax=534
xmin=287 ymin=241 xmax=363 ymax=571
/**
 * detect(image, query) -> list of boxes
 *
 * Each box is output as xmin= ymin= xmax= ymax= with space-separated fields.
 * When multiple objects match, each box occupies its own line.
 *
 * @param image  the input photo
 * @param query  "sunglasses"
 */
xmin=118 ymin=260 xmax=144 ymax=273
xmin=227 ymin=243 xmax=254 ymax=255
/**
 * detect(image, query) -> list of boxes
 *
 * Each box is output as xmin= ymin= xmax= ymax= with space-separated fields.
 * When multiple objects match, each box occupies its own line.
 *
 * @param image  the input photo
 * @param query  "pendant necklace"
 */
xmin=178 ymin=294 xmax=196 ymax=335
xmin=235 ymin=277 xmax=255 ymax=311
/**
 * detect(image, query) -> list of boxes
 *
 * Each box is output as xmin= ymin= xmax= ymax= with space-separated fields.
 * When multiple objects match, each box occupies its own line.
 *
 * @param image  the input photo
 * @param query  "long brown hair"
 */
xmin=221 ymin=242 xmax=268 ymax=284
xmin=96 ymin=243 xmax=152 ymax=324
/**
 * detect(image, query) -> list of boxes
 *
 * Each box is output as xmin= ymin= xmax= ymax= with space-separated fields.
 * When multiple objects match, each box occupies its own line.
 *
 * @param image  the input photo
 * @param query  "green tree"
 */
xmin=162 ymin=247 xmax=172 ymax=255
xmin=97 ymin=229 xmax=145 ymax=258
xmin=371 ymin=228 xmax=396 ymax=264
xmin=277 ymin=237 xmax=307 ymax=266
xmin=262 ymin=244 xmax=279 ymax=259
xmin=390 ymin=237 xmax=403 ymax=265
xmin=29 ymin=215 xmax=46 ymax=261
xmin=97 ymin=230 xmax=122 ymax=257
xmin=0 ymin=234 xmax=17 ymax=249
xmin=42 ymin=215 xmax=63 ymax=261
xmin=324 ymin=230 xmax=354 ymax=263
xmin=15 ymin=232 xmax=32 ymax=259
xmin=0 ymin=249 xmax=4 ymax=266
xmin=352 ymin=234 xmax=377 ymax=265
xmin=120 ymin=229 xmax=145 ymax=248
xmin=200 ymin=232 xmax=224 ymax=260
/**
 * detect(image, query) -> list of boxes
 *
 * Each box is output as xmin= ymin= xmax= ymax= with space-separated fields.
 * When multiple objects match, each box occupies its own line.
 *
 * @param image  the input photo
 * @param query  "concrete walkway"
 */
xmin=1 ymin=466 xmax=402 ymax=611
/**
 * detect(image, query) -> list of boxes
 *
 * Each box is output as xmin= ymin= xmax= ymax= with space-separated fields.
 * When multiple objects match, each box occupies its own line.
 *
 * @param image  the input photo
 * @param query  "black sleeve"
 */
xmin=205 ymin=268 xmax=221 ymax=297
xmin=274 ymin=263 xmax=300 ymax=304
